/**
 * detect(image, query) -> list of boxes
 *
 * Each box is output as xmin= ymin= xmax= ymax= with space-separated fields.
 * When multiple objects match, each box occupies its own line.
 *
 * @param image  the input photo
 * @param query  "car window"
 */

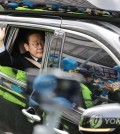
xmin=60 ymin=32 xmax=120 ymax=109
xmin=3 ymin=26 xmax=54 ymax=71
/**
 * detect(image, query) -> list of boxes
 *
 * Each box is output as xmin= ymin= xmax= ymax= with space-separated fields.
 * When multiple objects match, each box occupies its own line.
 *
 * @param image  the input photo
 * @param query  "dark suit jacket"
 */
xmin=0 ymin=50 xmax=41 ymax=71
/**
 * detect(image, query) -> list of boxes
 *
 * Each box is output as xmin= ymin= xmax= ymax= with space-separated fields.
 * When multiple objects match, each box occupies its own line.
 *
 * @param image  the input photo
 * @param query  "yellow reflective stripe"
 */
xmin=0 ymin=89 xmax=26 ymax=107
xmin=3 ymin=92 xmax=26 ymax=107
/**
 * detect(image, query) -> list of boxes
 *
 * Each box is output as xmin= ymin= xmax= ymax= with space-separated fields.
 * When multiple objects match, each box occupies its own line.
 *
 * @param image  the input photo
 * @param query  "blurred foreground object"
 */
xmin=25 ymin=68 xmax=83 ymax=134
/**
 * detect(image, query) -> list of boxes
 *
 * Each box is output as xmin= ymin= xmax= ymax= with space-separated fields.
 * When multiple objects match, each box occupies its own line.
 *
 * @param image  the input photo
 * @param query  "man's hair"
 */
xmin=23 ymin=29 xmax=45 ymax=44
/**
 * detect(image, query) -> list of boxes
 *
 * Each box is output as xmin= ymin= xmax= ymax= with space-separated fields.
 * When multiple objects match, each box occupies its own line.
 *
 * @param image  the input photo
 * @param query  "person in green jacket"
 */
xmin=80 ymin=83 xmax=93 ymax=108
xmin=78 ymin=68 xmax=94 ymax=108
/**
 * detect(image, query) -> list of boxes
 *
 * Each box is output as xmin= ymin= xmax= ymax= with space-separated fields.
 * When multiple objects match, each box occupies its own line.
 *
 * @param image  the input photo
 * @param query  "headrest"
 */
xmin=62 ymin=57 xmax=78 ymax=71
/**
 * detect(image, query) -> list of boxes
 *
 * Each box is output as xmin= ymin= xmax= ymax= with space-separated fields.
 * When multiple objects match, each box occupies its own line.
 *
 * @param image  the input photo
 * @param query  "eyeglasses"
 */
xmin=29 ymin=41 xmax=44 ymax=48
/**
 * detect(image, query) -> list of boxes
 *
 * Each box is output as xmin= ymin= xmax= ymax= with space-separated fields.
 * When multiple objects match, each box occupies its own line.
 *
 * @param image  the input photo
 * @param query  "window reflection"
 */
xmin=0 ymin=67 xmax=27 ymax=107
xmin=0 ymin=79 xmax=23 ymax=94
xmin=60 ymin=33 xmax=120 ymax=109
xmin=0 ymin=66 xmax=27 ymax=95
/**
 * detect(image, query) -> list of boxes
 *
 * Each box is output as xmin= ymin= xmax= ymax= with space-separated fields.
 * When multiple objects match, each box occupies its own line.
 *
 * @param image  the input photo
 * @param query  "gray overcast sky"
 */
xmin=87 ymin=0 xmax=120 ymax=11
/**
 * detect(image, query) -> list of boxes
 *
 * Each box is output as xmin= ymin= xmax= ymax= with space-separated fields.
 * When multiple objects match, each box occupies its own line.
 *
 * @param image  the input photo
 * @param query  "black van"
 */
xmin=0 ymin=1 xmax=120 ymax=134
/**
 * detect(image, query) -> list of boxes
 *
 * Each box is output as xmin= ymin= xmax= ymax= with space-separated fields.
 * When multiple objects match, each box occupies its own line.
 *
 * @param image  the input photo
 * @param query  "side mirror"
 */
xmin=79 ymin=103 xmax=120 ymax=132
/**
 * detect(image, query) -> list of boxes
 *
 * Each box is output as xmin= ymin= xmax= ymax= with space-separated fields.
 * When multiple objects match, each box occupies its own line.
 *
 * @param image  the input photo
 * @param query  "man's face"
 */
xmin=24 ymin=33 xmax=44 ymax=58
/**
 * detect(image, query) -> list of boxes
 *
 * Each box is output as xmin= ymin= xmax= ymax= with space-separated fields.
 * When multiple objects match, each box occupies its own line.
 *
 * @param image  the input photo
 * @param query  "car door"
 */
xmin=49 ymin=20 xmax=120 ymax=134
xmin=0 ymin=24 xmax=27 ymax=133
xmin=0 ymin=23 xmax=39 ymax=134
xmin=0 ymin=67 xmax=38 ymax=134
xmin=42 ymin=16 xmax=120 ymax=134
xmin=0 ymin=17 xmax=62 ymax=134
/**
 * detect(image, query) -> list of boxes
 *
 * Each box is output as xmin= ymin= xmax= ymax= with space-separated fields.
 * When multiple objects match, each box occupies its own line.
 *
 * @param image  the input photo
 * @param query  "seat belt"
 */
xmin=25 ymin=57 xmax=41 ymax=69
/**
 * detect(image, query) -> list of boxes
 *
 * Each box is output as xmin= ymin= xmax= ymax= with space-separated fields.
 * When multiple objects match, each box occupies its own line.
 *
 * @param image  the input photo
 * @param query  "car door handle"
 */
xmin=22 ymin=108 xmax=41 ymax=123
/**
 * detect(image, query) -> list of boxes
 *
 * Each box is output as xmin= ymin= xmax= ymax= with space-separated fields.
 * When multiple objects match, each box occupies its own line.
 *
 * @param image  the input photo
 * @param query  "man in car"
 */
xmin=0 ymin=28 xmax=45 ymax=71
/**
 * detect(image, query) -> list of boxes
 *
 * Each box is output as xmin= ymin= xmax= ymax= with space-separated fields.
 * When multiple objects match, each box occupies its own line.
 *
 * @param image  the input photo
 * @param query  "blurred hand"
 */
xmin=0 ymin=28 xmax=5 ymax=47
xmin=104 ymin=82 xmax=113 ymax=91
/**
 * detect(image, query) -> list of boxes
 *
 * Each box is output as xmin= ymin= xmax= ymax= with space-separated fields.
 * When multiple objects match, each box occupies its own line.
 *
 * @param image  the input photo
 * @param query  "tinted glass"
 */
xmin=61 ymin=32 xmax=120 ymax=110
